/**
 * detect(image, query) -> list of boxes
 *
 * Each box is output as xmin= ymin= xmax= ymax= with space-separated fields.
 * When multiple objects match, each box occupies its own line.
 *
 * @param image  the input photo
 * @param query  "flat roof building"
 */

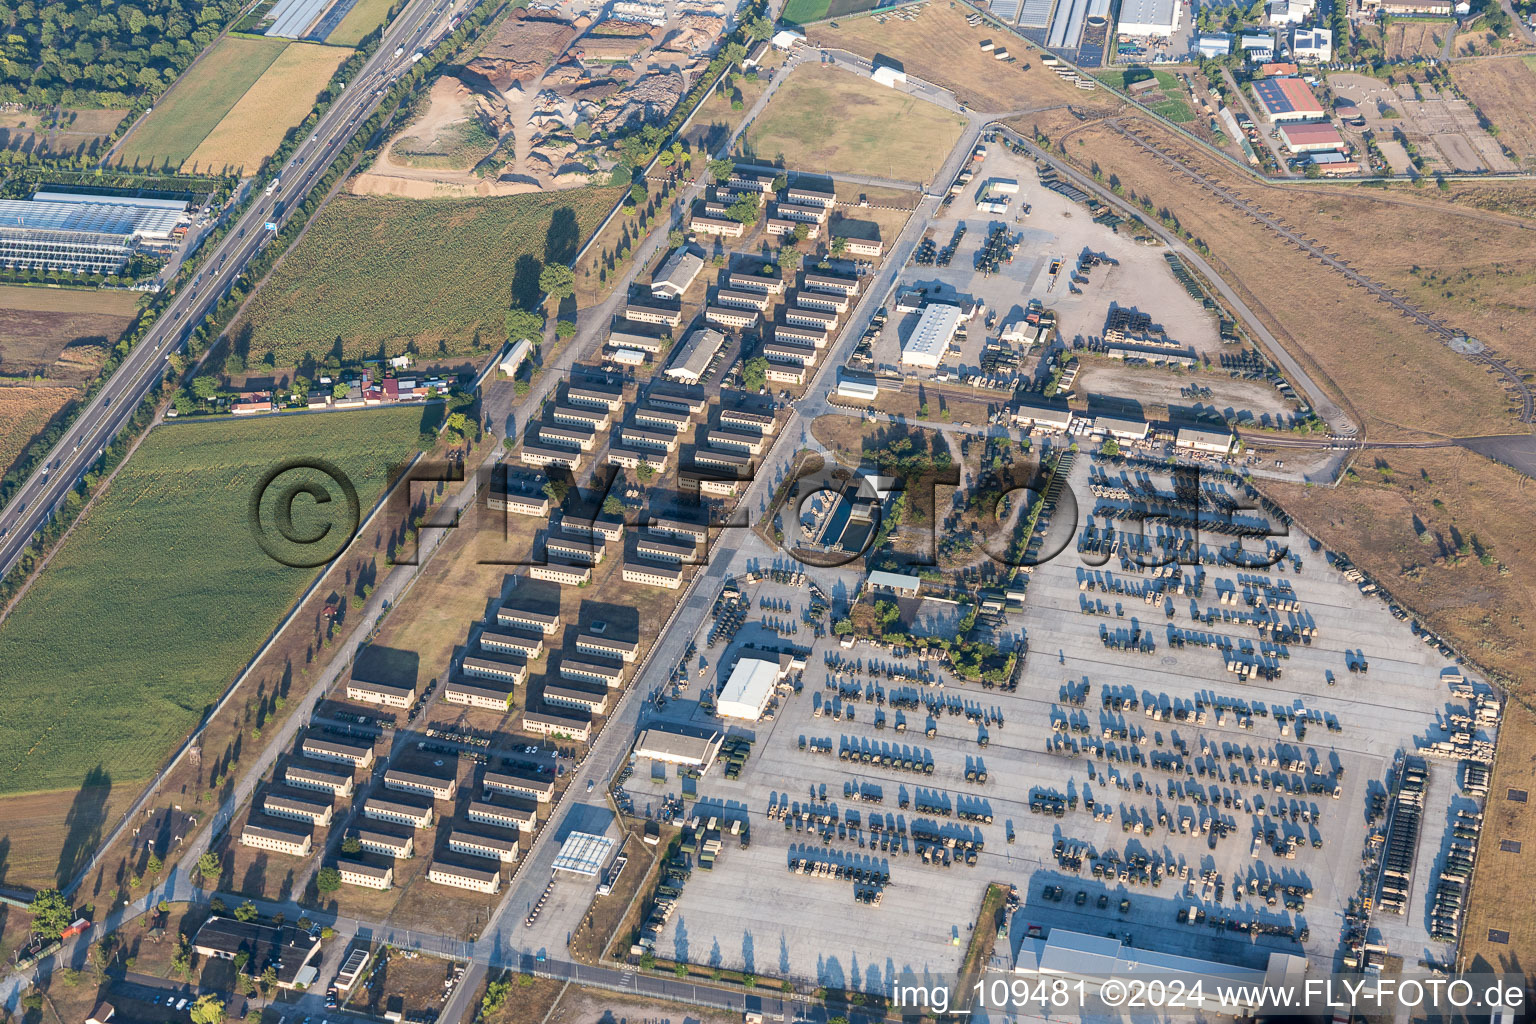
xmin=1094 ymin=415 xmax=1151 ymax=440
xmin=1175 ymin=426 xmax=1236 ymax=454
xmin=717 ymin=653 xmax=790 ymax=721
xmin=241 ymin=823 xmax=312 ymax=857
xmin=1116 ymin=0 xmax=1180 ymax=35
xmin=901 ymin=304 xmax=963 ymax=369
xmin=634 ymin=726 xmax=724 ymax=769
xmin=868 ymin=569 xmax=922 ymax=596
xmin=302 ymin=736 xmax=375 ymax=769
xmin=427 ymin=861 xmax=501 ymax=894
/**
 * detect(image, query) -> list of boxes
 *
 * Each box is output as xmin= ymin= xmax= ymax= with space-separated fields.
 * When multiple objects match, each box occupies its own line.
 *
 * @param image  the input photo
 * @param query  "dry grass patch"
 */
xmin=0 ymin=387 xmax=78 ymax=479
xmin=742 ymin=63 xmax=965 ymax=184
xmin=1027 ymin=114 xmax=1530 ymax=437
xmin=1450 ymin=57 xmax=1536 ymax=167
xmin=1461 ymin=700 xmax=1536 ymax=973
xmin=182 ymin=41 xmax=351 ymax=175
xmin=328 ymin=0 xmax=395 ymax=46
xmin=807 ymin=1 xmax=1092 ymax=113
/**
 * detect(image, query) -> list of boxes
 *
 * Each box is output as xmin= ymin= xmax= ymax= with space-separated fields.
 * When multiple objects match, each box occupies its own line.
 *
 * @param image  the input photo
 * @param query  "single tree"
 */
xmin=233 ymin=901 xmax=258 ymax=923
xmin=196 ymin=852 xmax=221 ymax=882
xmin=29 ymin=890 xmax=73 ymax=941
xmin=506 ymin=308 xmax=545 ymax=343
xmin=741 ymin=356 xmax=768 ymax=393
xmin=556 ymin=320 xmax=577 ymax=338
xmin=315 ymin=867 xmax=341 ymax=893
xmin=189 ymin=995 xmax=225 ymax=1024
xmin=602 ymin=494 xmax=625 ymax=516
xmin=708 ymin=158 xmax=736 ymax=182
xmin=190 ymin=375 xmax=218 ymax=401
xmin=538 ymin=263 xmax=575 ymax=299
xmin=829 ymin=236 xmax=847 ymax=256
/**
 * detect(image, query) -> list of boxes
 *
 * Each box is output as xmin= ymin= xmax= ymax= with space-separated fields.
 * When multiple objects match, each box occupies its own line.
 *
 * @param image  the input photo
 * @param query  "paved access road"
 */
xmin=0 ymin=0 xmax=467 ymax=583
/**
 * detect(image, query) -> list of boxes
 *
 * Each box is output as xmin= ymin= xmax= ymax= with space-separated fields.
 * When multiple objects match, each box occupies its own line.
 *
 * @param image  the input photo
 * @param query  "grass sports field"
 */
xmin=781 ymin=0 xmax=881 ymax=23
xmin=182 ymin=41 xmax=351 ymax=174
xmin=236 ymin=187 xmax=621 ymax=366
xmin=741 ymin=64 xmax=964 ymax=184
xmin=328 ymin=0 xmax=396 ymax=46
xmin=114 ymin=35 xmax=287 ymax=170
xmin=0 ymin=408 xmax=424 ymax=797
xmin=1099 ymin=68 xmax=1195 ymax=122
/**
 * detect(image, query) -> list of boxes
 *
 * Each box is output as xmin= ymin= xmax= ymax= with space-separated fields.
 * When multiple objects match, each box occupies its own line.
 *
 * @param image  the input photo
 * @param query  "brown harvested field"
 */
xmin=0 ymin=285 xmax=138 ymax=380
xmin=0 ymin=785 xmax=137 ymax=891
xmin=0 ymin=108 xmax=126 ymax=158
xmin=0 ymin=387 xmax=76 ymax=479
xmin=1384 ymin=20 xmax=1448 ymax=59
xmin=182 ymin=41 xmax=352 ymax=174
xmin=807 ymin=2 xmax=1092 ymax=113
xmin=1461 ymin=700 xmax=1536 ymax=973
xmin=1450 ymin=57 xmax=1536 ymax=167
xmin=1018 ymin=112 xmax=1534 ymax=438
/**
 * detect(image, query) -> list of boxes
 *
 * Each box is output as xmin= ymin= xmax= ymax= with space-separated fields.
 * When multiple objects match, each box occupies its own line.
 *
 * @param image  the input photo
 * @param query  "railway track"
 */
xmin=1106 ymin=119 xmax=1536 ymax=425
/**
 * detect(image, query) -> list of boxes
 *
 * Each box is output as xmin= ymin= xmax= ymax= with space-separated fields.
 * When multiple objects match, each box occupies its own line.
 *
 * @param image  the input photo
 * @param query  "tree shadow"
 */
xmin=545 ymin=207 xmax=581 ymax=265
xmin=510 ymin=254 xmax=544 ymax=311
xmin=55 ymin=764 xmax=112 ymax=888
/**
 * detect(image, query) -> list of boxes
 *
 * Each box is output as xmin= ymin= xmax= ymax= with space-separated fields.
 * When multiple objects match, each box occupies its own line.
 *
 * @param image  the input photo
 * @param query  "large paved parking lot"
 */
xmin=618 ymin=455 xmax=1493 ymax=996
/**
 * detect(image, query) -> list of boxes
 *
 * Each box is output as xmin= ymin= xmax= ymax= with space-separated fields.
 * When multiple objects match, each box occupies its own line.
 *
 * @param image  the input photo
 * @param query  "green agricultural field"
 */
xmin=329 ymin=0 xmax=397 ymax=45
xmin=741 ymin=64 xmax=965 ymax=183
xmin=114 ymin=35 xmax=288 ymax=170
xmin=782 ymin=0 xmax=882 ymax=23
xmin=1095 ymin=68 xmax=1196 ymax=123
xmin=0 ymin=408 xmax=426 ymax=796
xmin=235 ymin=187 xmax=621 ymax=366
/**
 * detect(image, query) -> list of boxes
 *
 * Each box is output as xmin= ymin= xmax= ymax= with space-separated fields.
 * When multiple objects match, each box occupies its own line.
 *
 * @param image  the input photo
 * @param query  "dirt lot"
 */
xmin=742 ymin=63 xmax=965 ymax=184
xmin=1450 ymin=57 xmax=1536 ymax=168
xmin=1014 ymin=111 xmax=1534 ymax=439
xmin=0 ymin=108 xmax=125 ymax=158
xmin=1383 ymin=20 xmax=1448 ymax=59
xmin=807 ymin=2 xmax=1095 ymax=114
xmin=347 ymin=945 xmax=461 ymax=1018
xmin=549 ymin=986 xmax=744 ymax=1024
xmin=1327 ymin=73 xmax=1514 ymax=173
xmin=1073 ymin=361 xmax=1300 ymax=427
xmin=0 ymin=286 xmax=138 ymax=381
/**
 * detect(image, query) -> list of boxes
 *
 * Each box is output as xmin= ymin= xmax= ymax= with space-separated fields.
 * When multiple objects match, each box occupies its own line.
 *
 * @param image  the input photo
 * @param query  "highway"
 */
xmin=0 ymin=0 xmax=469 ymax=586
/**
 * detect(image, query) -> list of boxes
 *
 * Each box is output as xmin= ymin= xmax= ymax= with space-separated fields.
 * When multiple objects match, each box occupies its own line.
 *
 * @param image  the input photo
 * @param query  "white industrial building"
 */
xmin=1116 ymin=0 xmax=1181 ymax=37
xmin=836 ymin=377 xmax=879 ymax=401
xmin=717 ymin=654 xmax=789 ymax=720
xmin=1267 ymin=0 xmax=1315 ymax=24
xmin=900 ymin=303 xmax=963 ymax=370
xmin=1196 ymin=32 xmax=1232 ymax=56
xmin=1175 ymin=425 xmax=1236 ymax=454
xmin=1240 ymin=31 xmax=1275 ymax=60
xmin=1094 ymin=414 xmax=1150 ymax=441
xmin=633 ymin=726 xmax=724 ymax=769
xmin=872 ymin=64 xmax=906 ymax=87
xmin=1291 ymin=25 xmax=1333 ymax=59
xmin=650 ymin=246 xmax=704 ymax=299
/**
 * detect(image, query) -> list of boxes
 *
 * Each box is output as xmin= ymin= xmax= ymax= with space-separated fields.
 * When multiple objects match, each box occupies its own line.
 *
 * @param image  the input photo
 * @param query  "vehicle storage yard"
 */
xmin=618 ymin=454 xmax=1495 ymax=990
xmin=867 ymin=144 xmax=1223 ymax=381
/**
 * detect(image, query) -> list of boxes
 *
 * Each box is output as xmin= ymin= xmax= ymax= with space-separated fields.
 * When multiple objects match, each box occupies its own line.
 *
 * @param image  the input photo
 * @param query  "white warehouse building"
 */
xmin=716 ymin=654 xmax=790 ymax=721
xmin=900 ymin=303 xmax=963 ymax=370
xmin=1116 ymin=0 xmax=1181 ymax=36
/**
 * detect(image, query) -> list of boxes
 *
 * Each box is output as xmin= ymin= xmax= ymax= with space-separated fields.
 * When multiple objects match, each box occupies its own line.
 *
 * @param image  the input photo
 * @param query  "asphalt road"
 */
xmin=0 ymin=0 xmax=467 ymax=583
